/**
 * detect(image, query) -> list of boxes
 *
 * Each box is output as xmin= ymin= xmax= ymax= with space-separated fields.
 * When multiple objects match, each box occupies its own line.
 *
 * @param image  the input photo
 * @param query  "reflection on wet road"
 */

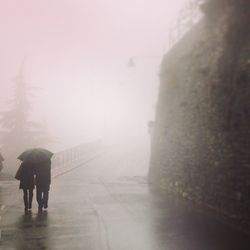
xmin=1 ymin=146 xmax=250 ymax=249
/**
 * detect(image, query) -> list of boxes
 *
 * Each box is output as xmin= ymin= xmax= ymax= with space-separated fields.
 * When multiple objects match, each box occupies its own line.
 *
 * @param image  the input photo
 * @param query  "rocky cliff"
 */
xmin=149 ymin=0 xmax=250 ymax=231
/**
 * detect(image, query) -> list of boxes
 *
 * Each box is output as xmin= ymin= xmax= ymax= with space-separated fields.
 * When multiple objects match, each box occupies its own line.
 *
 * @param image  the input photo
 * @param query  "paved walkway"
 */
xmin=1 ymin=147 xmax=250 ymax=250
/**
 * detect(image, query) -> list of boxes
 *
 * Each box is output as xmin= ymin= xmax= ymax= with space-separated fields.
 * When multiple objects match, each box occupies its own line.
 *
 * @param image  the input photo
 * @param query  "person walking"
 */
xmin=17 ymin=148 xmax=53 ymax=212
xmin=0 ymin=152 xmax=4 ymax=171
xmin=35 ymin=159 xmax=51 ymax=211
xmin=15 ymin=161 xmax=35 ymax=211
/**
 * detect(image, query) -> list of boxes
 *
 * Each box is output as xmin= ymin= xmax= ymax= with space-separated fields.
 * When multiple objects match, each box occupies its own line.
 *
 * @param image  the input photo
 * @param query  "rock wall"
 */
xmin=149 ymin=0 xmax=250 ymax=231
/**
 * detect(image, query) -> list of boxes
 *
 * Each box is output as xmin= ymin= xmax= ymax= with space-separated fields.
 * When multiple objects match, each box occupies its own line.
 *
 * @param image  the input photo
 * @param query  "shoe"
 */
xmin=38 ymin=206 xmax=43 ymax=212
xmin=44 ymin=203 xmax=48 ymax=209
xmin=28 ymin=204 xmax=32 ymax=210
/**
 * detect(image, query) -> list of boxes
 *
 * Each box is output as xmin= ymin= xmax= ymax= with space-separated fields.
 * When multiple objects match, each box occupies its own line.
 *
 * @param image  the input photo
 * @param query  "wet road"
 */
xmin=1 ymin=145 xmax=250 ymax=250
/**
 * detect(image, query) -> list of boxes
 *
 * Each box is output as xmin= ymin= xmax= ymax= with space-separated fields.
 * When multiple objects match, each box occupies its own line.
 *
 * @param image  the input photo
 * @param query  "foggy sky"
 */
xmin=0 ymin=0 xmax=188 ymax=150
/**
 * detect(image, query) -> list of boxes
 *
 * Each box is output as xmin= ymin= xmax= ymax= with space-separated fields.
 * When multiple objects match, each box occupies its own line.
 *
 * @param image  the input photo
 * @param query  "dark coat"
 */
xmin=18 ymin=162 xmax=35 ymax=190
xmin=35 ymin=159 xmax=51 ymax=191
xmin=0 ymin=152 xmax=4 ymax=161
xmin=0 ymin=153 xmax=3 ymax=171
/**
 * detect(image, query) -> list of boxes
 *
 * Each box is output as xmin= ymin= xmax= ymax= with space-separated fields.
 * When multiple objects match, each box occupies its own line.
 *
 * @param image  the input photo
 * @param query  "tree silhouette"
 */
xmin=0 ymin=66 xmax=52 ymax=172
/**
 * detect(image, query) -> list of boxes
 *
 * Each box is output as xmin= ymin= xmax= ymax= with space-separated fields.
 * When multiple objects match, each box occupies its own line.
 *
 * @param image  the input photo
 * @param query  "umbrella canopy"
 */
xmin=18 ymin=148 xmax=53 ymax=163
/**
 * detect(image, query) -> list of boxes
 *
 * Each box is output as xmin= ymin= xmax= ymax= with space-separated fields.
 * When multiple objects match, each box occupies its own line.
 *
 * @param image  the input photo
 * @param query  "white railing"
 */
xmin=51 ymin=140 xmax=105 ymax=177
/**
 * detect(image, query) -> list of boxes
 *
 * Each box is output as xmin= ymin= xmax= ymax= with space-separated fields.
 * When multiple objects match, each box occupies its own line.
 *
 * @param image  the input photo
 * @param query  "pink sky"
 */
xmin=0 ymin=0 xmax=187 ymax=149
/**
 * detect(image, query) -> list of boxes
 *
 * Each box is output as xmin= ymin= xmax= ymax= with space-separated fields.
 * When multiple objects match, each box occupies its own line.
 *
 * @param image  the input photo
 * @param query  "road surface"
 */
xmin=1 ymin=144 xmax=250 ymax=250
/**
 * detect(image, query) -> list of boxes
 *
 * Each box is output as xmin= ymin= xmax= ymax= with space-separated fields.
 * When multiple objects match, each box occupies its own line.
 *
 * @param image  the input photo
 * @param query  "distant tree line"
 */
xmin=0 ymin=66 xmax=52 ymax=172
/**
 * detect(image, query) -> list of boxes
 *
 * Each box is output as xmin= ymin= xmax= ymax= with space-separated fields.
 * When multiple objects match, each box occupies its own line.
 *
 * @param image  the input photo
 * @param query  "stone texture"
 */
xmin=149 ymin=0 xmax=250 ymax=231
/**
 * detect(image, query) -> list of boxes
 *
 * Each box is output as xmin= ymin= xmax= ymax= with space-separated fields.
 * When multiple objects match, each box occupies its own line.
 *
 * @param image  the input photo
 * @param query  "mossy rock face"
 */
xmin=149 ymin=1 xmax=250 ymax=231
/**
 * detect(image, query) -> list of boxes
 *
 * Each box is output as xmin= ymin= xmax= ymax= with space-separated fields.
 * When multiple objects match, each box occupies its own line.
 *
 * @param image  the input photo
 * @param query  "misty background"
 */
xmin=0 ymin=0 xmax=192 ymax=163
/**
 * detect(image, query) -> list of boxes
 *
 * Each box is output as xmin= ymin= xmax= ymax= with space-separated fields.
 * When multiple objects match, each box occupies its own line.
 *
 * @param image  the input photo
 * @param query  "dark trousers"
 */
xmin=23 ymin=189 xmax=33 ymax=209
xmin=36 ymin=188 xmax=49 ymax=208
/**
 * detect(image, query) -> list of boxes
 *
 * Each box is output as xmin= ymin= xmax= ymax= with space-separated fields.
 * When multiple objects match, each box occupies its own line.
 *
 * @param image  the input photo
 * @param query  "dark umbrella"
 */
xmin=18 ymin=148 xmax=53 ymax=163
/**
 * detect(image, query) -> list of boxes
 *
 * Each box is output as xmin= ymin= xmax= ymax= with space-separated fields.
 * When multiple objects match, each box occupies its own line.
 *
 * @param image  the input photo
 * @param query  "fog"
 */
xmin=0 ymin=0 xmax=189 ymax=152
